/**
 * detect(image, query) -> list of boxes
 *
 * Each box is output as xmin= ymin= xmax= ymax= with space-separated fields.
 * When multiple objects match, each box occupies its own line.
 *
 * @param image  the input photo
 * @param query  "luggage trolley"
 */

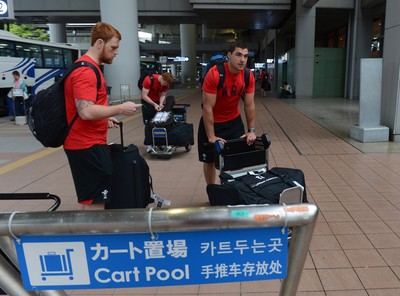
xmin=149 ymin=103 xmax=193 ymax=157
xmin=211 ymin=135 xmax=305 ymax=242
xmin=215 ymin=134 xmax=272 ymax=178
xmin=212 ymin=134 xmax=305 ymax=205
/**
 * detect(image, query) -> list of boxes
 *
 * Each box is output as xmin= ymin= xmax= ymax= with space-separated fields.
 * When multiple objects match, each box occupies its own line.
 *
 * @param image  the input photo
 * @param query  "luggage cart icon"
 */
xmin=39 ymin=249 xmax=74 ymax=281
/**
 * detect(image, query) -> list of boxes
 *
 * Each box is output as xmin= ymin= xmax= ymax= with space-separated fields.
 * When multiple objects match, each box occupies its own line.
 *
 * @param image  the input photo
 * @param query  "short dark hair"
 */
xmin=12 ymin=70 xmax=20 ymax=76
xmin=228 ymin=42 xmax=248 ymax=53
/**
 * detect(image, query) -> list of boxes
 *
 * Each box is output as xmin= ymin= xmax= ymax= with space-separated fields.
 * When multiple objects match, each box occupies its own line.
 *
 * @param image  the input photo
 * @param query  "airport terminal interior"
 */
xmin=1 ymin=0 xmax=400 ymax=296
xmin=2 ymin=87 xmax=400 ymax=296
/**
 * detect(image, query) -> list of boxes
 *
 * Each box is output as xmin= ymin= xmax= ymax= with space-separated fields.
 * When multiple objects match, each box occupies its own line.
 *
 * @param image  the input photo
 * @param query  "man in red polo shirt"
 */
xmin=140 ymin=72 xmax=173 ymax=151
xmin=64 ymin=22 xmax=141 ymax=209
xmin=198 ymin=42 xmax=257 ymax=185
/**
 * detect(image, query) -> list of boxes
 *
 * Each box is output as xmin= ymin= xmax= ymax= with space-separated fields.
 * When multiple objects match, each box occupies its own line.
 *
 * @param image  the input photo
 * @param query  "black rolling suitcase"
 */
xmin=106 ymin=122 xmax=154 ymax=209
xmin=207 ymin=134 xmax=308 ymax=206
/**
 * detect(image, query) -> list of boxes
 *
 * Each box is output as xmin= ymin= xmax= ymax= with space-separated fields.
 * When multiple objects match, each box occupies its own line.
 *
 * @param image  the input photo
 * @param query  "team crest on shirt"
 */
xmin=101 ymin=189 xmax=109 ymax=199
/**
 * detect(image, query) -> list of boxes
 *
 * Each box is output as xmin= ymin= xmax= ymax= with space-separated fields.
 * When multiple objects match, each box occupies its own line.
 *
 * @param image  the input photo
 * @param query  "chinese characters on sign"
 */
xmin=15 ymin=228 xmax=288 ymax=290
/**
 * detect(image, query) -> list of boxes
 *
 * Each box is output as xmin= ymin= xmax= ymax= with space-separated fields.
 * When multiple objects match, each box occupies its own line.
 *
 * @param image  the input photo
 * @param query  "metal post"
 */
xmin=0 ymin=204 xmax=318 ymax=296
xmin=0 ymin=251 xmax=37 ymax=296
xmin=280 ymin=222 xmax=316 ymax=295
xmin=0 ymin=236 xmax=68 ymax=296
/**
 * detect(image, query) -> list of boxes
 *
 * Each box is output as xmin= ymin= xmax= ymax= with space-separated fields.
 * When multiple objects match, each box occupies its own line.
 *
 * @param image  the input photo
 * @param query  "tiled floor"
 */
xmin=1 ymin=87 xmax=400 ymax=295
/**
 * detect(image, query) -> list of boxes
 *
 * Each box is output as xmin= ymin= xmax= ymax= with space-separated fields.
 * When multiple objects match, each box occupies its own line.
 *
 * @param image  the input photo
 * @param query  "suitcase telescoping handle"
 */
xmin=115 ymin=121 xmax=124 ymax=147
xmin=214 ymin=133 xmax=272 ymax=155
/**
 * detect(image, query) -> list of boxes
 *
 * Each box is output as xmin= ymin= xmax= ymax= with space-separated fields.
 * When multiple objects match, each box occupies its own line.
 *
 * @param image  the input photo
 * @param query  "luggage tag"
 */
xmin=151 ymin=193 xmax=172 ymax=208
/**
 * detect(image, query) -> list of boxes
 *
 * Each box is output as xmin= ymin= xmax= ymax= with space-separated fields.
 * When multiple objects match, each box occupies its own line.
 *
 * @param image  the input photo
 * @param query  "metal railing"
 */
xmin=0 ymin=203 xmax=318 ymax=296
xmin=0 ymin=193 xmax=61 ymax=212
xmin=0 ymin=193 xmax=62 ymax=296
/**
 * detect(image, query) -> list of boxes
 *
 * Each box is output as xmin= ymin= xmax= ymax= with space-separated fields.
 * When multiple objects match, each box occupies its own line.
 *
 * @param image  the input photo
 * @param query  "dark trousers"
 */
xmin=141 ymin=100 xmax=158 ymax=145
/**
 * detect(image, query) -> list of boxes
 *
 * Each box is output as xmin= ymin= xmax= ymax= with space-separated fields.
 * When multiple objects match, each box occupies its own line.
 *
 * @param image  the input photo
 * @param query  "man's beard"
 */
xmin=99 ymin=49 xmax=113 ymax=64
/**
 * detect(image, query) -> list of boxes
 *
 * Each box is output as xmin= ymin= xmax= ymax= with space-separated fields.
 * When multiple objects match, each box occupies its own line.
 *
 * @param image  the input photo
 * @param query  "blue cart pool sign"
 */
xmin=15 ymin=228 xmax=288 ymax=290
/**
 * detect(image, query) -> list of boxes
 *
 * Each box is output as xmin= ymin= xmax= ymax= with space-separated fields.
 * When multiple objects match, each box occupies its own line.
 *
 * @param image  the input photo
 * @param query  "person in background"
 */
xmin=260 ymin=69 xmax=270 ymax=97
xmin=7 ymin=71 xmax=28 ymax=121
xmin=63 ymin=22 xmax=141 ymax=210
xmin=140 ymin=72 xmax=174 ymax=152
xmin=198 ymin=42 xmax=257 ymax=185
xmin=278 ymin=81 xmax=293 ymax=98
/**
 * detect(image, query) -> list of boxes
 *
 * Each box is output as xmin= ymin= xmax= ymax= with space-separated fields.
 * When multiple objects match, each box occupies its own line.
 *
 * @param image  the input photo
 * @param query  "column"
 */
xmin=275 ymin=30 xmax=286 ymax=91
xmin=201 ymin=24 xmax=212 ymax=63
xmin=48 ymin=23 xmax=67 ymax=43
xmin=348 ymin=0 xmax=373 ymax=100
xmin=170 ymin=64 xmax=177 ymax=79
xmin=381 ymin=0 xmax=400 ymax=141
xmin=180 ymin=24 xmax=197 ymax=86
xmin=99 ymin=0 xmax=141 ymax=99
xmin=294 ymin=0 xmax=316 ymax=98
xmin=151 ymin=25 xmax=159 ymax=43
xmin=350 ymin=58 xmax=389 ymax=142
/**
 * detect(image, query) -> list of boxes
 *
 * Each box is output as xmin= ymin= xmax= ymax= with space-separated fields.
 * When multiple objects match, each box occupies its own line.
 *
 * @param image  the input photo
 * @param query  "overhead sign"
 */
xmin=15 ymin=228 xmax=288 ymax=290
xmin=0 ymin=0 xmax=14 ymax=19
xmin=173 ymin=56 xmax=189 ymax=62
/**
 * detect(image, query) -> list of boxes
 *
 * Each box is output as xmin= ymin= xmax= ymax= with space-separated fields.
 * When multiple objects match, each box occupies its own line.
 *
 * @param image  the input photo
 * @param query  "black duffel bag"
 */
xmin=207 ymin=167 xmax=307 ymax=206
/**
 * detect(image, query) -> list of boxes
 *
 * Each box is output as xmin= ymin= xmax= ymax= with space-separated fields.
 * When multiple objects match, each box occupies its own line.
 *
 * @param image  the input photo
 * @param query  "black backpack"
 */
xmin=203 ymin=54 xmax=227 ymax=83
xmin=203 ymin=55 xmax=250 ymax=90
xmin=28 ymin=61 xmax=101 ymax=148
xmin=137 ymin=70 xmax=157 ymax=90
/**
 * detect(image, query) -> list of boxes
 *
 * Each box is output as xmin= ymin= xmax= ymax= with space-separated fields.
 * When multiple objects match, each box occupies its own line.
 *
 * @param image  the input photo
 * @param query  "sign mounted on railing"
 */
xmin=15 ymin=227 xmax=288 ymax=290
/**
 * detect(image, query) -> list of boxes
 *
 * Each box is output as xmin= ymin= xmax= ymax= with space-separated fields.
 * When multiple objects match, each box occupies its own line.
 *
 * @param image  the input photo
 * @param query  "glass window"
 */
xmin=0 ymin=40 xmax=15 ymax=57
xmin=63 ymin=49 xmax=74 ymax=67
xmin=15 ymin=42 xmax=43 ymax=67
xmin=43 ymin=46 xmax=64 ymax=68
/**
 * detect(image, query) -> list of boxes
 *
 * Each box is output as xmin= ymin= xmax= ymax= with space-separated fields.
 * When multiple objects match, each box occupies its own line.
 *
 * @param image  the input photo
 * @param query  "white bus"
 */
xmin=0 ymin=30 xmax=80 ymax=116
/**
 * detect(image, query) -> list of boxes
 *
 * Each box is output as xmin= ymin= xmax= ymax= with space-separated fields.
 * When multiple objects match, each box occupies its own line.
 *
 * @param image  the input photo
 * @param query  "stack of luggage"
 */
xmin=207 ymin=134 xmax=308 ymax=206
xmin=146 ymin=96 xmax=194 ymax=157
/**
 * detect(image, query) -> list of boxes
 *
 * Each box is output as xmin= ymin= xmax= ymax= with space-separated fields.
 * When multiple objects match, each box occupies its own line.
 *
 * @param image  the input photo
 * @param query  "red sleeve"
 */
xmin=70 ymin=67 xmax=98 ymax=102
xmin=142 ymin=75 xmax=152 ymax=89
xmin=202 ymin=66 xmax=219 ymax=94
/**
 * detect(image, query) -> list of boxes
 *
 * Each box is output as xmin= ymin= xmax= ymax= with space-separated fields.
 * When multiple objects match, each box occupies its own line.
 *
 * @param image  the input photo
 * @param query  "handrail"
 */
xmin=0 ymin=204 xmax=316 ymax=236
xmin=0 ymin=193 xmax=61 ymax=212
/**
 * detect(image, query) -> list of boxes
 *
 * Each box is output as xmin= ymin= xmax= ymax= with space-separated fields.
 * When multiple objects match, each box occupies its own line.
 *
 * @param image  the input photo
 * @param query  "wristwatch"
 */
xmin=248 ymin=128 xmax=256 ymax=133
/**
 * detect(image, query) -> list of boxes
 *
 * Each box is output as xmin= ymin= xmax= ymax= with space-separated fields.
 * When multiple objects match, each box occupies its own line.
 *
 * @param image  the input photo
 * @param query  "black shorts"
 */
xmin=197 ymin=115 xmax=245 ymax=163
xmin=65 ymin=144 xmax=113 ymax=204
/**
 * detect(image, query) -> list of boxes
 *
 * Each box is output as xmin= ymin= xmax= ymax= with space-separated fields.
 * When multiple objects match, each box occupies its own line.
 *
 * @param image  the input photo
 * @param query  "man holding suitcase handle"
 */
xmin=63 ymin=22 xmax=141 ymax=210
xmin=198 ymin=42 xmax=257 ymax=185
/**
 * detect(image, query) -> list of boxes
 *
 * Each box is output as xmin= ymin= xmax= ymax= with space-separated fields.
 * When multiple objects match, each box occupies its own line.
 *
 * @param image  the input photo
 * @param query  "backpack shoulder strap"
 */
xmin=244 ymin=67 xmax=250 ymax=89
xmin=60 ymin=61 xmax=101 ymax=90
xmin=149 ymin=74 xmax=155 ymax=89
xmin=76 ymin=61 xmax=101 ymax=90
xmin=66 ymin=61 xmax=102 ymax=129
xmin=216 ymin=63 xmax=248 ymax=90
xmin=216 ymin=62 xmax=225 ymax=90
